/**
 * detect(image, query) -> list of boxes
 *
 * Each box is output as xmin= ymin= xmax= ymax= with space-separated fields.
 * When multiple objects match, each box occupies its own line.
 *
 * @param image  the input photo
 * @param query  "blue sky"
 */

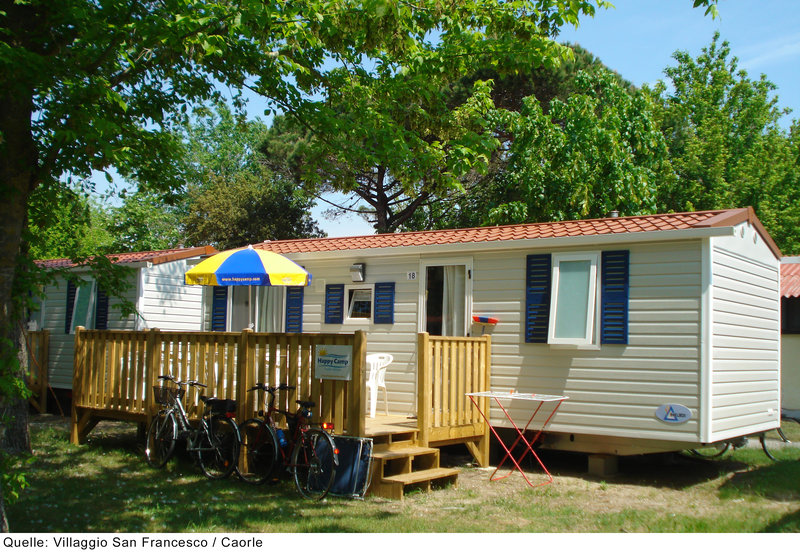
xmin=559 ymin=0 xmax=799 ymax=127
xmin=317 ymin=0 xmax=800 ymax=237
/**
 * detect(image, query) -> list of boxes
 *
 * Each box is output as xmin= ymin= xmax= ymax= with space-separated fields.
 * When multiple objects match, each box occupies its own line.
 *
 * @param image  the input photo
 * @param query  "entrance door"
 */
xmin=421 ymin=262 xmax=471 ymax=336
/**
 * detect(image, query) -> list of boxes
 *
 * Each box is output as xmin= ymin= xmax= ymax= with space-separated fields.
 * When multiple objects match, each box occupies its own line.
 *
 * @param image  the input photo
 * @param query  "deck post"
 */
xmin=144 ymin=328 xmax=161 ymax=422
xmin=70 ymin=327 xmax=86 ymax=445
xmin=417 ymin=332 xmax=432 ymax=447
xmin=471 ymin=335 xmax=491 ymax=467
xmin=237 ymin=328 xmax=253 ymax=421
xmin=348 ymin=330 xmax=368 ymax=437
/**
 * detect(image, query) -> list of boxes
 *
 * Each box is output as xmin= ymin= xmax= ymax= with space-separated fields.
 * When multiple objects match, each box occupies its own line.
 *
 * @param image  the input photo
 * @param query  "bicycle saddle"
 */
xmin=296 ymin=400 xmax=315 ymax=409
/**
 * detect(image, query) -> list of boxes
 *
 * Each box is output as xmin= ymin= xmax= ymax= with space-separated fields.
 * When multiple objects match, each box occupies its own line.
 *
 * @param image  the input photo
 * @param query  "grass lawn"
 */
xmin=6 ymin=416 xmax=800 ymax=533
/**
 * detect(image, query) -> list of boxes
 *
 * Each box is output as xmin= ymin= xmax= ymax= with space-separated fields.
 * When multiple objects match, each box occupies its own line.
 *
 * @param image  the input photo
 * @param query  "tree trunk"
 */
xmin=0 ymin=487 xmax=8 ymax=532
xmin=0 ymin=73 xmax=38 ymax=534
xmin=0 ymin=79 xmax=37 ymax=453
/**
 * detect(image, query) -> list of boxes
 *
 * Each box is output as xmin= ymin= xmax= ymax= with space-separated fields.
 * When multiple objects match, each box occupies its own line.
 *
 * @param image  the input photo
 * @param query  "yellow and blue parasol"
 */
xmin=184 ymin=245 xmax=311 ymax=287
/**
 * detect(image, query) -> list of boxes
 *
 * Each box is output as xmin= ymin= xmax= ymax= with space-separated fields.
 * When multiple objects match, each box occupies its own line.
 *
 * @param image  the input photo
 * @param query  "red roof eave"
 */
xmin=256 ymin=208 xmax=781 ymax=259
xmin=35 ymin=245 xmax=217 ymax=270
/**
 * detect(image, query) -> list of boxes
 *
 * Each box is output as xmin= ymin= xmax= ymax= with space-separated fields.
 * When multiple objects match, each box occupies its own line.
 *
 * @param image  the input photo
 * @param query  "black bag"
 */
xmin=329 ymin=436 xmax=373 ymax=498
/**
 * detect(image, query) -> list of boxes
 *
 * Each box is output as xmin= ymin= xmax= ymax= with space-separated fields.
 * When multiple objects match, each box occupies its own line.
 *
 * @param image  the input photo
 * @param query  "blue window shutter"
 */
xmin=65 ymin=280 xmax=76 ymax=334
xmin=374 ymin=282 xmax=395 ymax=324
xmin=525 ymin=254 xmax=552 ymax=343
xmin=325 ymin=284 xmax=345 ymax=324
xmin=601 ymin=250 xmax=630 ymax=344
xmin=95 ymin=288 xmax=109 ymax=330
xmin=285 ymin=286 xmax=304 ymax=333
xmin=211 ymin=286 xmax=228 ymax=332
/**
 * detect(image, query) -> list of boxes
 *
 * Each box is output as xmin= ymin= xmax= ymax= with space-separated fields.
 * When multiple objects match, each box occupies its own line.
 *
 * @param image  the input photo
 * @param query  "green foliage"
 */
xmin=449 ymin=42 xmax=632 ymax=115
xmin=493 ymin=69 xmax=668 ymax=224
xmin=105 ymin=189 xmax=183 ymax=253
xmin=651 ymin=32 xmax=800 ymax=253
xmin=408 ymin=68 xmax=669 ymax=229
xmin=183 ymin=172 xmax=324 ymax=249
xmin=176 ymin=103 xmax=324 ymax=248
xmin=0 ymin=451 xmax=32 ymax=505
xmin=27 ymin=185 xmax=114 ymax=261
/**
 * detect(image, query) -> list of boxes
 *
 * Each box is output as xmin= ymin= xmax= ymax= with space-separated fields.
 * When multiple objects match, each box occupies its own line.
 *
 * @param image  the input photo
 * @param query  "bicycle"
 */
xmin=237 ymin=383 xmax=338 ymax=500
xmin=145 ymin=375 xmax=241 ymax=479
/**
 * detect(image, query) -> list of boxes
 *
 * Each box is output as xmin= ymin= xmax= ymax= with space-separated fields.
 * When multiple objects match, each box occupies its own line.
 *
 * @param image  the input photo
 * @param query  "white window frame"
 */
xmin=345 ymin=284 xmax=374 ymax=322
xmin=547 ymin=252 xmax=599 ymax=346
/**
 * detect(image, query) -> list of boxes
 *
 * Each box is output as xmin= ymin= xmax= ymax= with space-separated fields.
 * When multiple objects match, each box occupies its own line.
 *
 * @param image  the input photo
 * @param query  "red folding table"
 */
xmin=466 ymin=390 xmax=568 ymax=487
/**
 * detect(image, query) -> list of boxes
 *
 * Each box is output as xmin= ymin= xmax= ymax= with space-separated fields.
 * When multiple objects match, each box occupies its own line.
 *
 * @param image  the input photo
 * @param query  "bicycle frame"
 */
xmin=251 ymin=385 xmax=337 ymax=467
xmin=154 ymin=377 xmax=237 ymax=457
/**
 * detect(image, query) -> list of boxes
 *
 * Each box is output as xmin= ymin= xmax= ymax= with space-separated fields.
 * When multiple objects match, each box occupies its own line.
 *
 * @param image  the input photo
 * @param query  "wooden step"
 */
xmin=382 ymin=467 xmax=460 ymax=486
xmin=372 ymin=445 xmax=439 ymax=460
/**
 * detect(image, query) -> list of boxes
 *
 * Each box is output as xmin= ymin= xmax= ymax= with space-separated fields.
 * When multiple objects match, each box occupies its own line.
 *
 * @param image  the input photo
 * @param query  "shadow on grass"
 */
xmin=11 ymin=421 xmax=406 ymax=533
xmin=719 ymin=459 xmax=800 ymax=502
xmin=760 ymin=508 xmax=800 ymax=532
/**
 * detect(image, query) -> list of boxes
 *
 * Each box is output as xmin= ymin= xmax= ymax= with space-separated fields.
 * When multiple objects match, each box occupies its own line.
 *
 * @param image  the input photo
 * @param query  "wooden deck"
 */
xmin=65 ymin=328 xmax=491 ymax=498
xmin=365 ymin=414 xmax=420 ymax=437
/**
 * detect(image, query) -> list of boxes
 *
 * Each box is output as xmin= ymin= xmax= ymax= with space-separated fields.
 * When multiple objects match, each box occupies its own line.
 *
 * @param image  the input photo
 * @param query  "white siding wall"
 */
xmin=473 ymin=241 xmax=703 ymax=442
xmin=35 ymin=272 xmax=138 ymax=389
xmin=35 ymin=258 xmax=206 ymax=390
xmin=295 ymin=240 xmax=706 ymax=443
xmin=710 ymin=225 xmax=781 ymax=440
xmin=139 ymin=259 xmax=204 ymax=330
xmin=301 ymin=256 xmax=422 ymax=414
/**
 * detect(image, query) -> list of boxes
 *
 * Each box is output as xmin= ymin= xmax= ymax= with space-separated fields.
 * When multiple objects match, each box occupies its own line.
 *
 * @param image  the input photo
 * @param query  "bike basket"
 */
xmin=152 ymin=386 xmax=183 ymax=406
xmin=207 ymin=398 xmax=237 ymax=415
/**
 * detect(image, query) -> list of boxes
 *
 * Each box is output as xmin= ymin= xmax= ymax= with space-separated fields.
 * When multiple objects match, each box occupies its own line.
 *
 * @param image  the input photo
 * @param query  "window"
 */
xmin=525 ymin=250 xmax=630 ymax=346
xmin=347 ymin=286 xmax=373 ymax=320
xmin=324 ymin=282 xmax=395 ymax=325
xmin=548 ymin=253 xmax=598 ymax=345
xmin=65 ymin=279 xmax=109 ymax=333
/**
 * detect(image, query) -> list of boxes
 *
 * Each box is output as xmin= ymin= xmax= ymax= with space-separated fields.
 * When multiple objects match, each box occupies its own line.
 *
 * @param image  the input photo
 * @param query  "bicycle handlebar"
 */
xmin=157 ymin=374 xmax=206 ymax=388
xmin=246 ymin=383 xmax=296 ymax=394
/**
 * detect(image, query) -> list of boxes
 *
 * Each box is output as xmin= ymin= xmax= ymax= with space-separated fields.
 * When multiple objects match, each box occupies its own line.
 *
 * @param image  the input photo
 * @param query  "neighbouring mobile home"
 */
xmin=243 ymin=207 xmax=781 ymax=456
xmin=31 ymin=246 xmax=216 ymax=391
xmin=781 ymin=258 xmax=800 ymax=415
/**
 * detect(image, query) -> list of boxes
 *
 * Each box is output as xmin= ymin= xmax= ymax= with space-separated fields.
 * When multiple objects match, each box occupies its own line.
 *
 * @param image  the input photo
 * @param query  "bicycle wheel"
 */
xmin=197 ymin=415 xmax=240 ymax=479
xmin=291 ymin=429 xmax=337 ymax=500
xmin=145 ymin=411 xmax=177 ymax=468
xmin=689 ymin=442 xmax=730 ymax=459
xmin=760 ymin=432 xmax=778 ymax=461
xmin=237 ymin=418 xmax=279 ymax=485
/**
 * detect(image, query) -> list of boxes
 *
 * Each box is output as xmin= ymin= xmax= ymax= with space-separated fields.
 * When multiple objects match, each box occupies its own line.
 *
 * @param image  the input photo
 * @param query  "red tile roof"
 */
xmin=256 ymin=207 xmax=781 ymax=258
xmin=35 ymin=246 xmax=217 ymax=269
xmin=782 ymin=261 xmax=800 ymax=298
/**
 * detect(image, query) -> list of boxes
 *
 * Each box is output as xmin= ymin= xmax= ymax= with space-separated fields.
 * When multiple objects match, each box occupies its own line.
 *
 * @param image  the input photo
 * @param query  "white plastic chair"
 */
xmin=366 ymin=353 xmax=392 ymax=418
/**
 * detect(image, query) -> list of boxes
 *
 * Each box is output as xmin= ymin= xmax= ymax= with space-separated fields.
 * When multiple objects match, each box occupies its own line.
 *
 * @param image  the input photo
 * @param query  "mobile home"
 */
xmin=781 ymin=258 xmax=800 ymax=415
xmin=248 ymin=207 xmax=781 ymax=456
xmin=32 ymin=246 xmax=216 ymax=391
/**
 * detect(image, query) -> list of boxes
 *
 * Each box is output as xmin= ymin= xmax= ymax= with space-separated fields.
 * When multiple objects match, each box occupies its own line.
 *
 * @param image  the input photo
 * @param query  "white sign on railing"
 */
xmin=314 ymin=344 xmax=353 ymax=381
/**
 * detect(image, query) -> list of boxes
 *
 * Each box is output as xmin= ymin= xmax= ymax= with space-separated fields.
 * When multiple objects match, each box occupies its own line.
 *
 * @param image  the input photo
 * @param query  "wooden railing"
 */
xmin=417 ymin=332 xmax=491 ymax=465
xmin=71 ymin=328 xmax=366 ymax=444
xmin=26 ymin=329 xmax=50 ymax=414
